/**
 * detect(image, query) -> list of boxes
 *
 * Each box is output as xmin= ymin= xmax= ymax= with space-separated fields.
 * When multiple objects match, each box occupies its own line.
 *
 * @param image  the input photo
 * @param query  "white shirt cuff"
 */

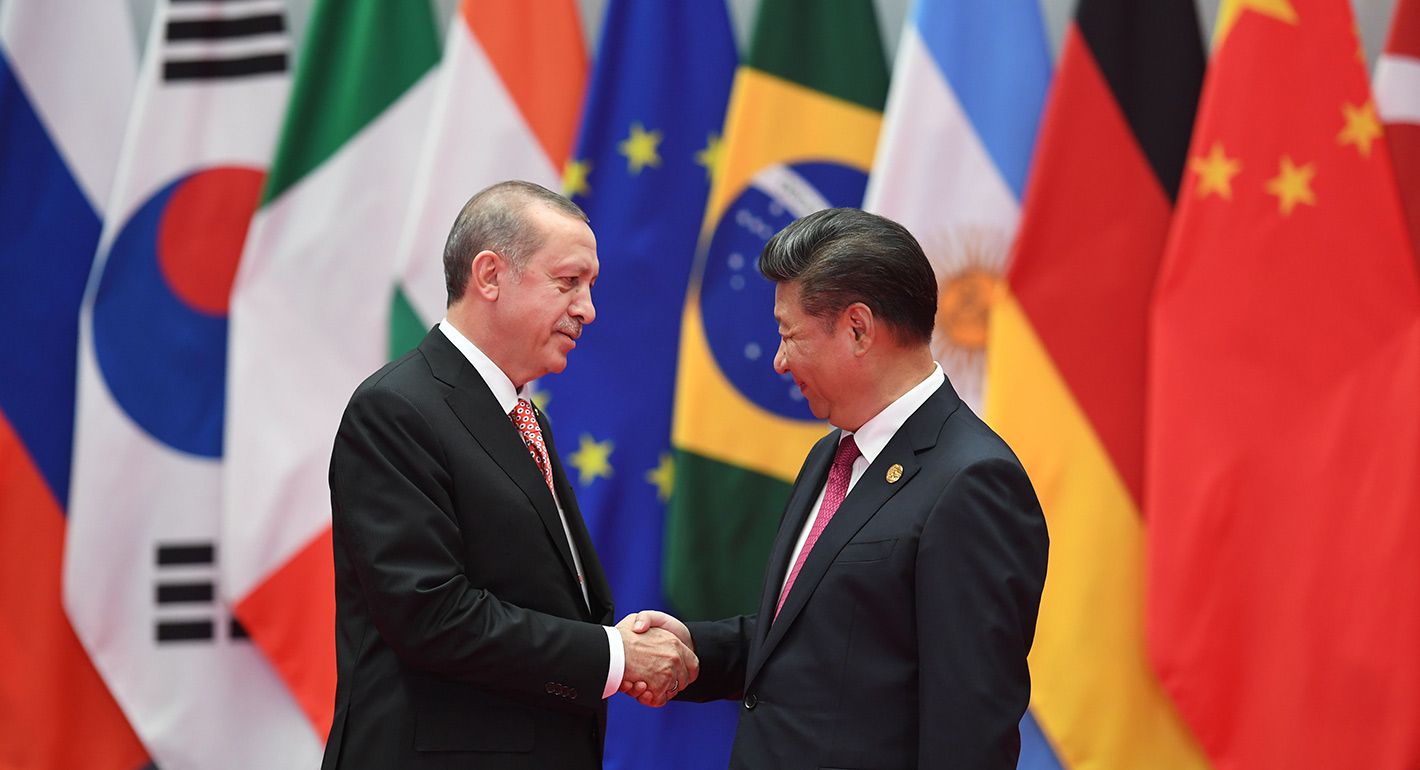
xmin=602 ymin=625 xmax=625 ymax=699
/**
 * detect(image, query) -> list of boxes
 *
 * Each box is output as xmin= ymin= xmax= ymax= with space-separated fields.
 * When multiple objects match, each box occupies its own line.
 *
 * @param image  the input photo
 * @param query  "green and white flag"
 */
xmin=222 ymin=0 xmax=441 ymax=734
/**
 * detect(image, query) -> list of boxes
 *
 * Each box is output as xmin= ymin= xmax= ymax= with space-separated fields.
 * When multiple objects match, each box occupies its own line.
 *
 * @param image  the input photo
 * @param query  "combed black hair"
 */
xmin=759 ymin=208 xmax=935 ymax=345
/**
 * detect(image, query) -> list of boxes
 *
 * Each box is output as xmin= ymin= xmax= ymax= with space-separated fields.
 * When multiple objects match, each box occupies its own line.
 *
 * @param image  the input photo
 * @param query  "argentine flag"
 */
xmin=865 ymin=0 xmax=1051 ymax=415
xmin=864 ymin=2 xmax=1060 ymax=767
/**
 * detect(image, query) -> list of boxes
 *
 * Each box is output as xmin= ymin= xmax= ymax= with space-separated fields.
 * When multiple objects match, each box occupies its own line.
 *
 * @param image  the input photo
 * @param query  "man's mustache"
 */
xmin=556 ymin=319 xmax=582 ymax=340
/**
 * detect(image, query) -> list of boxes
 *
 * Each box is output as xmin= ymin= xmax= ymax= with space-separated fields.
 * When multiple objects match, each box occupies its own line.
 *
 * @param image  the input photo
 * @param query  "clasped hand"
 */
xmin=615 ymin=610 xmax=696 ymax=707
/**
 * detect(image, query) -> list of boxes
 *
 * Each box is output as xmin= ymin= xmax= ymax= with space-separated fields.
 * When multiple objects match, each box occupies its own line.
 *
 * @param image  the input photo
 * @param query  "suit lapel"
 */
xmin=746 ymin=432 xmax=838 ymax=683
xmin=420 ymin=330 xmax=581 ymax=586
xmin=749 ymin=382 xmax=961 ymax=683
xmin=538 ymin=403 xmax=615 ymax=623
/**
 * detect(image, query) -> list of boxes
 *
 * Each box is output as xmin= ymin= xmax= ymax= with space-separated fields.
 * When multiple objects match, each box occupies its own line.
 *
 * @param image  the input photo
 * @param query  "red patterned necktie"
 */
xmin=776 ymin=434 xmax=861 ymax=619
xmin=510 ymin=399 xmax=556 ymax=497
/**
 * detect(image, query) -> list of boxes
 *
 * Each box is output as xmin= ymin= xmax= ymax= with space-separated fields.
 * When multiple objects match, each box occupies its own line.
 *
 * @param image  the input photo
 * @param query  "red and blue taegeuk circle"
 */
xmin=92 ymin=166 xmax=264 ymax=458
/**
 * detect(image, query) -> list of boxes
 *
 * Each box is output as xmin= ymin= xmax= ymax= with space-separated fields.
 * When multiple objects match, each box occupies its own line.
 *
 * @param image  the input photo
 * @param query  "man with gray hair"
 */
xmin=323 ymin=181 xmax=697 ymax=770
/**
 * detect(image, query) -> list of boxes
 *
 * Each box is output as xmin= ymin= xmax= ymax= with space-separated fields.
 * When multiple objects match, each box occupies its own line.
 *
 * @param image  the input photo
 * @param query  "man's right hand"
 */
xmin=616 ymin=616 xmax=697 ymax=708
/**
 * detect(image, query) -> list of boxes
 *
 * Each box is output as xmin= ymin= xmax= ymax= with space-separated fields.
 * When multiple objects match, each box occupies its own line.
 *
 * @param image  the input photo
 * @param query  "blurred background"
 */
xmin=3 ymin=0 xmax=1418 ymax=769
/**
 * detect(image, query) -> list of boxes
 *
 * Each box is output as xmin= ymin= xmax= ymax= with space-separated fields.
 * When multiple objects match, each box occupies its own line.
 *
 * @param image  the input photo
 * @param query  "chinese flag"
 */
xmin=1147 ymin=1 xmax=1420 ymax=769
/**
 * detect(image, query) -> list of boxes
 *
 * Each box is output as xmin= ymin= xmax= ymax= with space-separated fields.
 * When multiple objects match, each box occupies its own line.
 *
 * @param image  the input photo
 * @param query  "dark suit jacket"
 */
xmin=322 ymin=328 xmax=616 ymax=770
xmin=681 ymin=379 xmax=1048 ymax=770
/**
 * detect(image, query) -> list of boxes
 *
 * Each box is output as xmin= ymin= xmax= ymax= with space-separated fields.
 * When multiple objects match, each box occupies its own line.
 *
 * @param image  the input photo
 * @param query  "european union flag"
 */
xmin=541 ymin=1 xmax=739 ymax=768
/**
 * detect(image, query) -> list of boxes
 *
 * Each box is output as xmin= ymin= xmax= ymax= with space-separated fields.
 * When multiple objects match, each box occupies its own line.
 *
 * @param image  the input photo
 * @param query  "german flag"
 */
xmin=664 ymin=0 xmax=888 ymax=619
xmin=985 ymin=0 xmax=1209 ymax=766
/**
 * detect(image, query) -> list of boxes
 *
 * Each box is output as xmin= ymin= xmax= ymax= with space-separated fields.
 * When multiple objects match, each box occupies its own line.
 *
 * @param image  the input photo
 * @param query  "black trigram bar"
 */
xmin=156 ymin=543 xmax=215 ymax=566
xmin=156 ymin=582 xmax=215 ymax=604
xmin=157 ymin=620 xmax=214 ymax=643
xmin=165 ymin=54 xmax=287 ymax=81
xmin=230 ymin=617 xmax=250 ymax=640
xmin=167 ymin=14 xmax=284 ymax=41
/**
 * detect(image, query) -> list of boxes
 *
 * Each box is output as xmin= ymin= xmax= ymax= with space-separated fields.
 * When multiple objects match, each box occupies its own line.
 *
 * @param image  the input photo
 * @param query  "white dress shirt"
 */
xmin=779 ymin=364 xmax=947 ymax=596
xmin=439 ymin=320 xmax=625 ymax=698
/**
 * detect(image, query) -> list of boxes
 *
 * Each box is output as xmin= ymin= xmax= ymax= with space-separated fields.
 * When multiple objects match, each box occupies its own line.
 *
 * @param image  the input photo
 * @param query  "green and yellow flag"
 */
xmin=664 ymin=0 xmax=888 ymax=619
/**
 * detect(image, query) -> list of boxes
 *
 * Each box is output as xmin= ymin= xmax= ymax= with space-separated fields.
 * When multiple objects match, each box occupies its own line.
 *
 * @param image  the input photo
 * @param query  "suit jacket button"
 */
xmin=743 ymin=694 xmax=757 ymax=710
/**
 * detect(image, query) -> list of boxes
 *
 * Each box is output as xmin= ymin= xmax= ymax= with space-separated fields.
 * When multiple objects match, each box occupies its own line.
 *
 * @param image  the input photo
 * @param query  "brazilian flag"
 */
xmin=665 ymin=0 xmax=889 ymax=620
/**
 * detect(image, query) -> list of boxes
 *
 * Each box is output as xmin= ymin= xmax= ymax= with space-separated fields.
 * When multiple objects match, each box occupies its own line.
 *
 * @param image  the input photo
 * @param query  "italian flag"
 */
xmin=222 ymin=0 xmax=440 ymax=736
xmin=391 ymin=0 xmax=587 ymax=355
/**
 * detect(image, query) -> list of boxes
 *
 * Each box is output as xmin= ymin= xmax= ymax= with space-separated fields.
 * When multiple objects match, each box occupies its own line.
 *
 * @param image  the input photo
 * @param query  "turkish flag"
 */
xmin=1147 ymin=2 xmax=1420 ymax=769
xmin=1376 ymin=0 xmax=1420 ymax=265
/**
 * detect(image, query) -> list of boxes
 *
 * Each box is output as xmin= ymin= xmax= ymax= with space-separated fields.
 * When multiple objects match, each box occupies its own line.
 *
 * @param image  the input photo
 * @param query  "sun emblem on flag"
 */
xmin=921 ymin=225 xmax=1009 ymax=411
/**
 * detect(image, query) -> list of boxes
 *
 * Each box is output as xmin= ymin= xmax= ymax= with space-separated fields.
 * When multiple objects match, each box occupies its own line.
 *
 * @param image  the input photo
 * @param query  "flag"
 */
xmin=985 ymin=0 xmax=1209 ymax=768
xmin=0 ymin=1 xmax=145 ymax=767
xmin=864 ymin=4 xmax=1060 ymax=764
xmin=664 ymin=0 xmax=889 ymax=622
xmin=63 ymin=0 xmax=321 ymax=766
xmin=223 ymin=0 xmax=442 ymax=734
xmin=391 ymin=0 xmax=587 ymax=353
xmin=864 ymin=0 xmax=1051 ymax=414
xmin=545 ymin=1 xmax=739 ymax=767
xmin=1148 ymin=1 xmax=1420 ymax=767
xmin=1376 ymin=0 xmax=1420 ymax=258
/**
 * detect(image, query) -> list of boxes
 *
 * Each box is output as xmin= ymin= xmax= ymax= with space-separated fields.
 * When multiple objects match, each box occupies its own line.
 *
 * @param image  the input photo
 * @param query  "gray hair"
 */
xmin=443 ymin=180 xmax=588 ymax=306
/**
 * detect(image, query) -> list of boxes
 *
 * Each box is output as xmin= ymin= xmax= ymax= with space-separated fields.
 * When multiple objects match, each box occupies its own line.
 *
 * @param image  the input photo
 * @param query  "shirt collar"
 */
xmin=838 ymin=363 xmax=945 ymax=464
xmin=439 ymin=319 xmax=524 ymax=414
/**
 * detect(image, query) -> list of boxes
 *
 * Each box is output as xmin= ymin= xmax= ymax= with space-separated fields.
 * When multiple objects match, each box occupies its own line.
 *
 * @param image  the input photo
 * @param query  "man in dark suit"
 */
xmin=627 ymin=208 xmax=1048 ymax=769
xmin=322 ymin=181 xmax=697 ymax=770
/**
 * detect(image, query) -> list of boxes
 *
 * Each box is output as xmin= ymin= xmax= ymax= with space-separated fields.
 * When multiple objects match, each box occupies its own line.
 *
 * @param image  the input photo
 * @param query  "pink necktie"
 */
xmin=510 ymin=399 xmax=556 ymax=497
xmin=776 ymin=434 xmax=861 ymax=618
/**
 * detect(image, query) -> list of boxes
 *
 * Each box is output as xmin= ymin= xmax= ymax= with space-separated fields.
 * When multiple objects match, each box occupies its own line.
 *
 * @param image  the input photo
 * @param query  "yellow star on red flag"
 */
xmin=1265 ymin=156 xmax=1316 ymax=215
xmin=1215 ymin=0 xmax=1298 ymax=48
xmin=1190 ymin=142 xmax=1242 ymax=199
xmin=1337 ymin=100 xmax=1382 ymax=157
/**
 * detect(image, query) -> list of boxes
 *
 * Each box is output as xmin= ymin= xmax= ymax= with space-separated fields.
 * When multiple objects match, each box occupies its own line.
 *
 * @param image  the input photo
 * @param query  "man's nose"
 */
xmin=573 ymin=288 xmax=596 ymax=324
xmin=773 ymin=340 xmax=788 ymax=374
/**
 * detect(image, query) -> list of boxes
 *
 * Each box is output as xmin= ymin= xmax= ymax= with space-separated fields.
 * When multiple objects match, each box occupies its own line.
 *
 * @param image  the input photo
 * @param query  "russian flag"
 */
xmin=0 ymin=1 xmax=146 ymax=767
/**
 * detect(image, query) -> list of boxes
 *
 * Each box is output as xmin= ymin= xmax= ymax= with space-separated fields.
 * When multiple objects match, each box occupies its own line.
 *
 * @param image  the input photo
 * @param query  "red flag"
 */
xmin=1148 ymin=2 xmax=1420 ymax=768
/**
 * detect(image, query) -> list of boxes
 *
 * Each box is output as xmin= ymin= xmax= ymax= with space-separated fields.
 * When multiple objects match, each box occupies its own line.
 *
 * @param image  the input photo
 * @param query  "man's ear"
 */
xmin=845 ymin=302 xmax=874 ymax=354
xmin=469 ymin=250 xmax=502 ymax=300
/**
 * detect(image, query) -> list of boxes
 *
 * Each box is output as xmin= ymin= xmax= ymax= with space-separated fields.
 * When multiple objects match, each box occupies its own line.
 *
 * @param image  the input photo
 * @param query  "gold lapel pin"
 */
xmin=886 ymin=463 xmax=903 ymax=484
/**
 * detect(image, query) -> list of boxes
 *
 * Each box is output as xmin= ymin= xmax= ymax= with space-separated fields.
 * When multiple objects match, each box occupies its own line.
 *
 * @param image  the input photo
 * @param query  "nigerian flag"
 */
xmin=665 ymin=0 xmax=888 ymax=619
xmin=223 ymin=0 xmax=441 ymax=733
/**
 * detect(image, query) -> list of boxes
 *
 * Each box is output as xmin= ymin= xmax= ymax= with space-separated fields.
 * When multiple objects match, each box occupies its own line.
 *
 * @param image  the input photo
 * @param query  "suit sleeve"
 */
xmin=916 ymin=457 xmax=1048 ymax=768
xmin=676 ymin=615 xmax=756 ymax=702
xmin=330 ymin=384 xmax=608 ymax=712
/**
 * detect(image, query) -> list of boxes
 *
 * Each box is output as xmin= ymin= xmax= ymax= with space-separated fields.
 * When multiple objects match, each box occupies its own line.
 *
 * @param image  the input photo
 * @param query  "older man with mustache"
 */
xmin=322 ymin=181 xmax=697 ymax=770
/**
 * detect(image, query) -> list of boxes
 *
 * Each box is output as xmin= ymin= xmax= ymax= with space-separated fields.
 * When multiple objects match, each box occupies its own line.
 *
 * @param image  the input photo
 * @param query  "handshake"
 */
xmin=615 ymin=610 xmax=695 ymax=708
